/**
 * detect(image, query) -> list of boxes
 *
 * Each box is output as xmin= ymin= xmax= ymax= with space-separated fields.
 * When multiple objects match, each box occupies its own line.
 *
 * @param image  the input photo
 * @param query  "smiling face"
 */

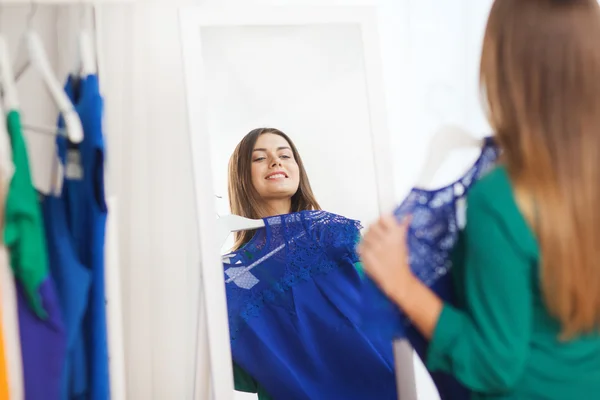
xmin=250 ymin=133 xmax=300 ymax=205
xmin=228 ymin=127 xmax=321 ymax=248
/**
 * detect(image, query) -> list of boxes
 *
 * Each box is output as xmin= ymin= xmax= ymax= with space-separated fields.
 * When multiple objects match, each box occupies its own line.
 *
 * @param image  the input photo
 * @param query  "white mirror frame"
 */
xmin=179 ymin=5 xmax=416 ymax=400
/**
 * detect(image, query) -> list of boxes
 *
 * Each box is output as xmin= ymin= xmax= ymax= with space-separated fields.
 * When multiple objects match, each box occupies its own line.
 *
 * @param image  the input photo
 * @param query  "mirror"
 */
xmin=180 ymin=6 xmax=415 ymax=400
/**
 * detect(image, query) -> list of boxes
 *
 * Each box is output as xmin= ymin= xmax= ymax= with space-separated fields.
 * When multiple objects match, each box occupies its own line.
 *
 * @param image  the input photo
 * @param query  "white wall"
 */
xmin=96 ymin=5 xmax=200 ymax=399
xmin=381 ymin=0 xmax=494 ymax=200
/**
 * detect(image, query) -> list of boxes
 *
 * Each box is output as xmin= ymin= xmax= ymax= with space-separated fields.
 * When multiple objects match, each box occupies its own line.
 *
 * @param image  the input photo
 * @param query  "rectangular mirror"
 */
xmin=180 ymin=6 xmax=414 ymax=400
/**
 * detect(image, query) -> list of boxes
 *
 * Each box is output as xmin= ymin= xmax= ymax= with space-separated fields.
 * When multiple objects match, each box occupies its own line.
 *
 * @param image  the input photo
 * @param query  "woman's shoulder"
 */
xmin=298 ymin=210 xmax=362 ymax=257
xmin=300 ymin=210 xmax=362 ymax=228
xmin=467 ymin=165 xmax=521 ymax=217
xmin=265 ymin=210 xmax=362 ymax=247
xmin=468 ymin=165 xmax=511 ymax=201
xmin=466 ymin=165 xmax=539 ymax=259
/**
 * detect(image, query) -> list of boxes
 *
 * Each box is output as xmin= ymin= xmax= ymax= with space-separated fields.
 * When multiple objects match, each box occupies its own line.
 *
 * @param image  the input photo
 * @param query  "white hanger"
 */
xmin=415 ymin=124 xmax=482 ymax=188
xmin=216 ymin=214 xmax=265 ymax=248
xmin=72 ymin=4 xmax=97 ymax=77
xmin=22 ymin=3 xmax=83 ymax=145
xmin=74 ymin=31 xmax=96 ymax=77
xmin=0 ymin=36 xmax=18 ymax=111
xmin=415 ymin=84 xmax=482 ymax=188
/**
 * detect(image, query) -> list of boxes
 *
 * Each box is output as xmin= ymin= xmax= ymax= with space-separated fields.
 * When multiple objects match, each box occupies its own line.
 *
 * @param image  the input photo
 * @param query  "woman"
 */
xmin=227 ymin=127 xmax=396 ymax=399
xmin=360 ymin=1 xmax=600 ymax=399
xmin=228 ymin=127 xmax=320 ymax=250
xmin=229 ymin=128 xmax=310 ymax=399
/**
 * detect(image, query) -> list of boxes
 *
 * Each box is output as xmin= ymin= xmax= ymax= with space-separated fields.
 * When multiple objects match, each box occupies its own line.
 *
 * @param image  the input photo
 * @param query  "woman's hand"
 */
xmin=357 ymin=215 xmax=417 ymax=304
xmin=358 ymin=214 xmax=444 ymax=339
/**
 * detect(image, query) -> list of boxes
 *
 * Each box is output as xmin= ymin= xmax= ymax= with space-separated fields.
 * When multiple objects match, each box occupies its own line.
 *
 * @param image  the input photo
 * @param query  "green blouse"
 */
xmin=428 ymin=167 xmax=600 ymax=399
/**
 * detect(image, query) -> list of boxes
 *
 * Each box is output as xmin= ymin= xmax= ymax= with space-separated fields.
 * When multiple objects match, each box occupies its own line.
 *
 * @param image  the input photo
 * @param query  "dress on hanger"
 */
xmin=3 ymin=113 xmax=48 ymax=318
xmin=5 ymin=109 xmax=66 ymax=400
xmin=56 ymin=74 xmax=109 ymax=400
xmin=40 ymin=191 xmax=92 ymax=398
xmin=225 ymin=210 xmax=397 ymax=400
xmin=360 ymin=136 xmax=500 ymax=400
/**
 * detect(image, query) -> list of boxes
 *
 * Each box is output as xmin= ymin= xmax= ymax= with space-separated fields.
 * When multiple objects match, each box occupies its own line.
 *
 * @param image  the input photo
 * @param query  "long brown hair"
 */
xmin=228 ymin=128 xmax=321 ymax=250
xmin=481 ymin=0 xmax=600 ymax=338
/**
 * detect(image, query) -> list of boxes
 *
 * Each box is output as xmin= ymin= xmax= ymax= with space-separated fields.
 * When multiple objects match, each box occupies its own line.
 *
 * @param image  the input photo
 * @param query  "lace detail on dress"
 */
xmin=394 ymin=137 xmax=500 ymax=286
xmin=224 ymin=210 xmax=362 ymax=341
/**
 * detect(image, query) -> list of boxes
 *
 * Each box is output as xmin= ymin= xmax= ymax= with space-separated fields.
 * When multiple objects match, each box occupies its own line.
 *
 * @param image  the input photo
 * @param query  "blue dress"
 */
xmin=360 ymin=137 xmax=500 ymax=400
xmin=40 ymin=193 xmax=92 ymax=399
xmin=56 ymin=74 xmax=109 ymax=400
xmin=224 ymin=210 xmax=397 ymax=400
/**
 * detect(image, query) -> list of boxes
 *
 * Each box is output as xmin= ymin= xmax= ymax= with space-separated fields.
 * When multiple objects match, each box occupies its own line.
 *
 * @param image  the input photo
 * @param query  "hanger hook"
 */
xmin=26 ymin=2 xmax=38 ymax=30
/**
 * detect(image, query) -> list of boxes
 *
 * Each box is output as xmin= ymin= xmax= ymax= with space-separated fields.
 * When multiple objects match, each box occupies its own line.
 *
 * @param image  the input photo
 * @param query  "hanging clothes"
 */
xmin=4 ymin=109 xmax=66 ymax=400
xmin=54 ymin=74 xmax=109 ymax=400
xmin=224 ymin=210 xmax=397 ymax=400
xmin=359 ymin=136 xmax=500 ymax=400
xmin=4 ymin=111 xmax=48 ymax=318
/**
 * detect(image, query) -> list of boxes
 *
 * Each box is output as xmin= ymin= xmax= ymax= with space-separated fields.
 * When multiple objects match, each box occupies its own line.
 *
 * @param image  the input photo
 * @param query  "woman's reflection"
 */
xmin=228 ymin=128 xmax=320 ymax=250
xmin=223 ymin=127 xmax=397 ymax=400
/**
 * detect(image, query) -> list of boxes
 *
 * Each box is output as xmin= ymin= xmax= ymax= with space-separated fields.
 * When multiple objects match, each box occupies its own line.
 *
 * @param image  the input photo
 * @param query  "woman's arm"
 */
xmin=388 ymin=274 xmax=443 ymax=340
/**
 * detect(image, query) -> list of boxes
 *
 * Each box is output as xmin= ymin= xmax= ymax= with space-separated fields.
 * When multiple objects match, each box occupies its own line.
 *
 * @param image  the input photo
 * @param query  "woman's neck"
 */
xmin=263 ymin=198 xmax=292 ymax=217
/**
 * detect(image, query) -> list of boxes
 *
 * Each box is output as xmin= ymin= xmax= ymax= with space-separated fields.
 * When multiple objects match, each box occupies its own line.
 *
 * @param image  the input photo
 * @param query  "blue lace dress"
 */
xmin=360 ymin=137 xmax=500 ymax=400
xmin=223 ymin=210 xmax=397 ymax=400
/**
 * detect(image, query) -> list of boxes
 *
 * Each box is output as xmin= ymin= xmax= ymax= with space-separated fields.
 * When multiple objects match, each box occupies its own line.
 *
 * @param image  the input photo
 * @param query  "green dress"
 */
xmin=427 ymin=166 xmax=600 ymax=399
xmin=3 ymin=110 xmax=48 ymax=318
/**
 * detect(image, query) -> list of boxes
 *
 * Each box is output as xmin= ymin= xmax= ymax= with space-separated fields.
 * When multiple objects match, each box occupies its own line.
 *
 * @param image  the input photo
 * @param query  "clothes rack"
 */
xmin=0 ymin=2 xmax=132 ymax=399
